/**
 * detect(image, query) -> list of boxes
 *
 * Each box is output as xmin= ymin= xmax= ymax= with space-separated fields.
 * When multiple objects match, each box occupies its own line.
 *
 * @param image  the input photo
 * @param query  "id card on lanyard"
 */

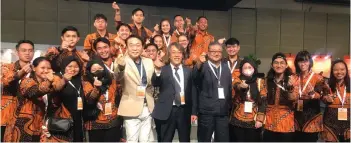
xmin=244 ymin=86 xmax=253 ymax=113
xmin=136 ymin=61 xmax=146 ymax=99
xmin=208 ymin=62 xmax=224 ymax=99
xmin=68 ymin=81 xmax=83 ymax=110
xmin=297 ymin=72 xmax=314 ymax=111
xmin=337 ymin=87 xmax=348 ymax=120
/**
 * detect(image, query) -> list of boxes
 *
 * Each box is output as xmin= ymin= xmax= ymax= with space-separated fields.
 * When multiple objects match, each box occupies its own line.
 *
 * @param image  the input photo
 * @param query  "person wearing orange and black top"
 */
xmin=4 ymin=57 xmax=65 ymax=142
xmin=321 ymin=59 xmax=350 ymax=142
xmin=263 ymin=53 xmax=297 ymax=142
xmin=154 ymin=19 xmax=173 ymax=49
xmin=0 ymin=40 xmax=35 ymax=142
xmin=84 ymin=14 xmax=116 ymax=57
xmin=46 ymin=26 xmax=90 ymax=73
xmin=151 ymin=35 xmax=168 ymax=63
xmin=112 ymin=23 xmax=132 ymax=58
xmin=42 ymin=56 xmax=85 ymax=142
xmin=188 ymin=16 xmax=214 ymax=59
xmin=292 ymin=50 xmax=329 ymax=142
xmin=83 ymin=58 xmax=121 ymax=142
xmin=231 ymin=57 xmax=267 ymax=142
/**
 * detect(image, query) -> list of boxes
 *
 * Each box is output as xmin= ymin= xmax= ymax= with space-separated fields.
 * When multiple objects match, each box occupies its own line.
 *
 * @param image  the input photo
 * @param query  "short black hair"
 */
xmin=197 ymin=16 xmax=207 ymax=22
xmin=116 ymin=23 xmax=132 ymax=32
xmin=94 ymin=13 xmax=107 ymax=22
xmin=16 ymin=40 xmax=34 ymax=50
xmin=126 ymin=35 xmax=144 ymax=46
xmin=145 ymin=43 xmax=158 ymax=50
xmin=294 ymin=50 xmax=314 ymax=74
xmin=173 ymin=15 xmax=183 ymax=20
xmin=61 ymin=26 xmax=80 ymax=37
xmin=132 ymin=8 xmax=144 ymax=16
xmin=93 ymin=37 xmax=111 ymax=50
xmin=225 ymin=38 xmax=240 ymax=46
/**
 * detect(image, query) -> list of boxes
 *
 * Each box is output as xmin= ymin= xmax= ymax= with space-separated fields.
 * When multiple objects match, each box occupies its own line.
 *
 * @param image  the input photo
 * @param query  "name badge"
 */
xmin=244 ymin=101 xmax=253 ymax=113
xmin=297 ymin=100 xmax=304 ymax=111
xmin=338 ymin=108 xmax=347 ymax=121
xmin=180 ymin=92 xmax=185 ymax=104
xmin=218 ymin=88 xmax=225 ymax=99
xmin=137 ymin=86 xmax=146 ymax=98
xmin=104 ymin=102 xmax=112 ymax=115
xmin=77 ymin=97 xmax=83 ymax=110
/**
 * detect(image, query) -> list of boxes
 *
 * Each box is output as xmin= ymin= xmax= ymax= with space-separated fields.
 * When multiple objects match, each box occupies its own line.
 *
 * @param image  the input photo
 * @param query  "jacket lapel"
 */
xmin=183 ymin=67 xmax=189 ymax=91
xmin=126 ymin=56 xmax=141 ymax=84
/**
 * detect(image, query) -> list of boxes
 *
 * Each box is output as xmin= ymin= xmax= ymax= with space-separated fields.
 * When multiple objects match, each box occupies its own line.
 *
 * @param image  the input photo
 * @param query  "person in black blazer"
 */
xmin=193 ymin=42 xmax=232 ymax=142
xmin=151 ymin=43 xmax=197 ymax=142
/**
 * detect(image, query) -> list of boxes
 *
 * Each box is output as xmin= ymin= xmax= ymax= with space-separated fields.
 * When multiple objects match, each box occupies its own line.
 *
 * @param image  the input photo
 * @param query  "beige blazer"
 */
xmin=114 ymin=55 xmax=155 ymax=117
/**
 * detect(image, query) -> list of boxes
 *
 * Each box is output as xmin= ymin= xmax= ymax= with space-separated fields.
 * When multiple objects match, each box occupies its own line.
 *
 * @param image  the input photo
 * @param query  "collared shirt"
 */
xmin=129 ymin=23 xmax=153 ymax=42
xmin=83 ymin=32 xmax=116 ymax=52
xmin=170 ymin=63 xmax=184 ymax=105
xmin=190 ymin=30 xmax=214 ymax=57
xmin=134 ymin=58 xmax=147 ymax=85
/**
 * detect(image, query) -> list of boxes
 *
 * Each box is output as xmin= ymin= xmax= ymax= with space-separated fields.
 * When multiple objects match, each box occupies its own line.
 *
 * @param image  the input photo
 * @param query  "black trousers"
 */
xmin=294 ymin=131 xmax=319 ymax=142
xmin=228 ymin=123 xmax=236 ymax=142
xmin=1 ymin=126 xmax=5 ymax=142
xmin=263 ymin=129 xmax=294 ymax=142
xmin=197 ymin=114 xmax=229 ymax=142
xmin=156 ymin=106 xmax=191 ymax=142
xmin=88 ymin=126 xmax=122 ymax=142
xmin=232 ymin=126 xmax=262 ymax=142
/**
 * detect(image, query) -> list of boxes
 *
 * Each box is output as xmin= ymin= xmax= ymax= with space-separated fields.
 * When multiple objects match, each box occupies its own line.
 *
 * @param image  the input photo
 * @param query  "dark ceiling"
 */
xmin=80 ymin=0 xmax=242 ymax=11
xmin=295 ymin=0 xmax=350 ymax=6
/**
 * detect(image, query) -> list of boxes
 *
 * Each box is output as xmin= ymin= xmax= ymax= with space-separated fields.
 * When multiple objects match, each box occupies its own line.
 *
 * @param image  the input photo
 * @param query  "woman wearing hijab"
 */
xmin=83 ymin=58 xmax=121 ymax=142
xmin=41 ymin=56 xmax=85 ymax=142
xmin=4 ymin=57 xmax=65 ymax=142
xmin=230 ymin=57 xmax=267 ymax=142
xmin=321 ymin=59 xmax=350 ymax=142
xmin=263 ymin=53 xmax=297 ymax=142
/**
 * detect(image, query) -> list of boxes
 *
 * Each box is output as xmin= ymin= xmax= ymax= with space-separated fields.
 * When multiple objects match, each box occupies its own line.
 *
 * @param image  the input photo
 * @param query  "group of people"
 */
xmin=1 ymin=2 xmax=350 ymax=142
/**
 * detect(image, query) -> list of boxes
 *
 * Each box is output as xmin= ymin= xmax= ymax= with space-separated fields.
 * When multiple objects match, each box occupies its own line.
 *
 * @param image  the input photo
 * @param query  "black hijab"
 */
xmin=85 ymin=57 xmax=112 ymax=94
xmin=60 ymin=56 xmax=82 ymax=88
xmin=239 ymin=57 xmax=259 ymax=101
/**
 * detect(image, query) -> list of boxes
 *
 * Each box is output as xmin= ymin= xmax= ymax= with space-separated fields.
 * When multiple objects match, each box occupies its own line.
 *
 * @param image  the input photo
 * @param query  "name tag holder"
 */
xmin=104 ymin=102 xmax=112 ymax=115
xmin=337 ymin=87 xmax=347 ymax=120
xmin=68 ymin=81 xmax=83 ymax=110
xmin=137 ymin=85 xmax=146 ymax=98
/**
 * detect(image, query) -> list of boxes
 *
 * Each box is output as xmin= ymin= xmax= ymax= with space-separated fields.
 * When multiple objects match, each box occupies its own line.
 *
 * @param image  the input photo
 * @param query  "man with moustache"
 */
xmin=193 ymin=42 xmax=232 ymax=142
xmin=1 ymin=40 xmax=35 ymax=141
xmin=151 ymin=43 xmax=197 ymax=142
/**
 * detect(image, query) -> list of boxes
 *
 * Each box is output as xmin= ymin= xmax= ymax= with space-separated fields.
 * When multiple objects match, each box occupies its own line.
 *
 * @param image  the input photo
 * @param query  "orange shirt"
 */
xmin=83 ymin=79 xmax=119 ymax=130
xmin=190 ymin=30 xmax=214 ymax=57
xmin=129 ymin=23 xmax=153 ymax=42
xmin=84 ymin=32 xmax=116 ymax=54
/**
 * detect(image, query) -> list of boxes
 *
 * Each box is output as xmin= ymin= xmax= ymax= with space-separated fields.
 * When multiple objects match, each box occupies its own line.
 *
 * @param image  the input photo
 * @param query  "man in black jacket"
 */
xmin=193 ymin=42 xmax=232 ymax=142
xmin=151 ymin=43 xmax=197 ymax=142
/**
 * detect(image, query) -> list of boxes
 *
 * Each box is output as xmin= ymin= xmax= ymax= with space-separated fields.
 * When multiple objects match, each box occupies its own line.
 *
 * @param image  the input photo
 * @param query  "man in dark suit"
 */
xmin=151 ymin=43 xmax=197 ymax=142
xmin=193 ymin=42 xmax=232 ymax=142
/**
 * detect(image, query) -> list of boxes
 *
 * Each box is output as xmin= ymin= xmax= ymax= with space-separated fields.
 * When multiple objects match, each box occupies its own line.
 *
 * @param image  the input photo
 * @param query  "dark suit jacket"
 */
xmin=193 ymin=61 xmax=232 ymax=116
xmin=151 ymin=64 xmax=197 ymax=120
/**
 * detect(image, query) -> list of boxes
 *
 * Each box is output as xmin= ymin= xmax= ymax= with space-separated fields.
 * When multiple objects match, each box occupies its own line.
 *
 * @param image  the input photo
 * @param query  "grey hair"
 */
xmin=208 ymin=42 xmax=223 ymax=51
xmin=167 ymin=42 xmax=185 ymax=56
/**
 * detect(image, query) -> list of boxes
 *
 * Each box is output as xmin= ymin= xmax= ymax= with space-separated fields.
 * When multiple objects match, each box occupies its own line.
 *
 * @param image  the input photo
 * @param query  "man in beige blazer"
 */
xmin=114 ymin=35 xmax=155 ymax=142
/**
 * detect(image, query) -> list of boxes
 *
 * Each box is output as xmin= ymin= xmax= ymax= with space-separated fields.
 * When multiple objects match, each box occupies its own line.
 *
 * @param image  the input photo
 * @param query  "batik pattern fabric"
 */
xmin=84 ymin=32 xmax=116 ymax=56
xmin=321 ymin=83 xmax=350 ymax=142
xmin=292 ymin=72 xmax=327 ymax=133
xmin=1 ymin=61 xmax=22 ymax=126
xmin=4 ymin=76 xmax=62 ymax=142
xmin=83 ymin=79 xmax=119 ymax=130
xmin=230 ymin=78 xmax=267 ymax=128
xmin=190 ymin=31 xmax=214 ymax=58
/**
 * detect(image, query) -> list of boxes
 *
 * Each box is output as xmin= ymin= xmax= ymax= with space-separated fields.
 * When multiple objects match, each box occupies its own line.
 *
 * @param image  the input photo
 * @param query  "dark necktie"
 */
xmin=174 ymin=67 xmax=181 ymax=106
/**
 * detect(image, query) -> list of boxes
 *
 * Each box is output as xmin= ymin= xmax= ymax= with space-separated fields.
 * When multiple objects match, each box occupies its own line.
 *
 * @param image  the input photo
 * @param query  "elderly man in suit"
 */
xmin=151 ymin=43 xmax=197 ymax=142
xmin=193 ymin=42 xmax=232 ymax=142
xmin=114 ymin=35 xmax=155 ymax=142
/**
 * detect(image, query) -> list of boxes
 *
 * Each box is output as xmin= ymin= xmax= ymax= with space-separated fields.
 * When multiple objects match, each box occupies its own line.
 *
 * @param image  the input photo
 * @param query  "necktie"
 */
xmin=174 ymin=67 xmax=181 ymax=106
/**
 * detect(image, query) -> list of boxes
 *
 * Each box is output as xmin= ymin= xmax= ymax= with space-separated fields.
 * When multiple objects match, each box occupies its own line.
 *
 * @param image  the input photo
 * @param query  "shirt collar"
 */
xmin=170 ymin=63 xmax=183 ymax=71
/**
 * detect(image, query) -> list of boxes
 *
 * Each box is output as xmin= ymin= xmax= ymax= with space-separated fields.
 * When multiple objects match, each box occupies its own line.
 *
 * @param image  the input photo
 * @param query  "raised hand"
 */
xmin=93 ymin=77 xmax=102 ymax=87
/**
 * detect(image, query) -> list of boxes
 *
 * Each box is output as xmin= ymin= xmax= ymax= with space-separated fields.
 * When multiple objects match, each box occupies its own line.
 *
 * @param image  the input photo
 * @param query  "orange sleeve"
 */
xmin=20 ymin=78 xmax=51 ymax=99
xmin=1 ymin=63 xmax=16 ymax=87
xmin=184 ymin=57 xmax=194 ymax=67
xmin=52 ymin=75 xmax=65 ymax=91
xmin=82 ymin=81 xmax=100 ymax=102
xmin=84 ymin=34 xmax=92 ymax=51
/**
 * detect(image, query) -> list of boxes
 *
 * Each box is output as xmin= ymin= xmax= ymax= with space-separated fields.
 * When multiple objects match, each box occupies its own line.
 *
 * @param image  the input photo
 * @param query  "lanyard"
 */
xmin=274 ymin=80 xmax=286 ymax=91
xmin=227 ymin=61 xmax=237 ymax=74
xmin=208 ymin=61 xmax=222 ymax=86
xmin=163 ymin=34 xmax=171 ymax=48
xmin=138 ymin=60 xmax=144 ymax=85
xmin=299 ymin=72 xmax=314 ymax=98
xmin=175 ymin=29 xmax=186 ymax=35
xmin=18 ymin=73 xmax=30 ymax=84
xmin=336 ymin=87 xmax=347 ymax=107
xmin=173 ymin=66 xmax=184 ymax=92
xmin=104 ymin=63 xmax=114 ymax=73
xmin=68 ymin=81 xmax=81 ymax=96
